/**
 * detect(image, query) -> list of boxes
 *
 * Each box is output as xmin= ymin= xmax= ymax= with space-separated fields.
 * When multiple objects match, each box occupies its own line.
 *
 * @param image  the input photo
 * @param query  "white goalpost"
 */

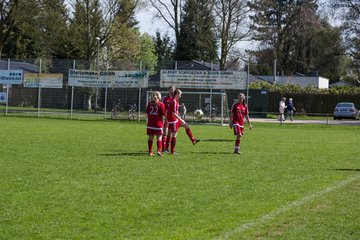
xmin=146 ymin=90 xmax=229 ymax=125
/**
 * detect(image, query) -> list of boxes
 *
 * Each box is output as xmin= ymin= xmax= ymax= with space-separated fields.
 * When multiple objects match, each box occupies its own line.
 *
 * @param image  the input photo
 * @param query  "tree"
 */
xmin=37 ymin=0 xmax=70 ymax=59
xmin=148 ymin=0 xmax=183 ymax=47
xmin=0 ymin=0 xmax=41 ymax=59
xmin=176 ymin=0 xmax=217 ymax=62
xmin=138 ymin=33 xmax=157 ymax=73
xmin=67 ymin=0 xmax=103 ymax=62
xmin=213 ymin=0 xmax=252 ymax=70
xmin=153 ymin=30 xmax=174 ymax=63
xmin=251 ymin=0 xmax=346 ymax=82
xmin=330 ymin=0 xmax=360 ymax=85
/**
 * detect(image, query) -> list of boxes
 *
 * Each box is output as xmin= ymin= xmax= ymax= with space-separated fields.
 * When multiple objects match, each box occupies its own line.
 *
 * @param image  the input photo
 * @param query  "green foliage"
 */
xmin=176 ymin=0 xmax=217 ymax=61
xmin=68 ymin=0 xmax=103 ymax=61
xmin=138 ymin=33 xmax=157 ymax=73
xmin=249 ymin=81 xmax=360 ymax=94
xmin=0 ymin=117 xmax=359 ymax=239
xmin=108 ymin=22 xmax=140 ymax=69
xmin=153 ymin=30 xmax=174 ymax=63
xmin=250 ymin=0 xmax=347 ymax=82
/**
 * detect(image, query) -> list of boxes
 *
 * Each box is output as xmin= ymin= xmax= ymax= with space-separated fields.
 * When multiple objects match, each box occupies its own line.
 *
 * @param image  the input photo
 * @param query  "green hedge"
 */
xmin=249 ymin=81 xmax=360 ymax=94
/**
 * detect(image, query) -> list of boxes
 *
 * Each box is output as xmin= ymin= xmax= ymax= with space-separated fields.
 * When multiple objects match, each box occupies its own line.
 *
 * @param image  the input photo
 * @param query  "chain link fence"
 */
xmin=1 ymin=58 xmax=359 ymax=122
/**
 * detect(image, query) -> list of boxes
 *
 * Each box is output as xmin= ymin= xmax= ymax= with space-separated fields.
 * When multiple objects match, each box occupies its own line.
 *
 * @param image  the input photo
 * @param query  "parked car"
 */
xmin=333 ymin=102 xmax=359 ymax=120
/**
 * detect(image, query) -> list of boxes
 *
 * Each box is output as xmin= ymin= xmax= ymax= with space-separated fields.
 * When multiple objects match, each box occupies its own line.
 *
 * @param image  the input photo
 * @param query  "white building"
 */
xmin=252 ymin=75 xmax=329 ymax=89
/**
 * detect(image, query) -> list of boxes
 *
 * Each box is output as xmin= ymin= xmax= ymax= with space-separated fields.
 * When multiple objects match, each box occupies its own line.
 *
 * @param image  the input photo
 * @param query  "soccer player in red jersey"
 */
xmin=167 ymin=89 xmax=200 ymax=154
xmin=162 ymin=85 xmax=175 ymax=152
xmin=229 ymin=93 xmax=252 ymax=154
xmin=146 ymin=91 xmax=166 ymax=156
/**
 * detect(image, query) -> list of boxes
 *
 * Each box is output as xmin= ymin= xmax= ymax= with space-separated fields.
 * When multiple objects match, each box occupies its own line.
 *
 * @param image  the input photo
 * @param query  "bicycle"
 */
xmin=111 ymin=100 xmax=124 ymax=119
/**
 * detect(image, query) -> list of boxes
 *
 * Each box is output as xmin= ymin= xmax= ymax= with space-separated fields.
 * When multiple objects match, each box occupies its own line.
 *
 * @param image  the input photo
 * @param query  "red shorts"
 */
xmin=233 ymin=124 xmax=244 ymax=136
xmin=168 ymin=121 xmax=180 ymax=133
xmin=147 ymin=127 xmax=163 ymax=136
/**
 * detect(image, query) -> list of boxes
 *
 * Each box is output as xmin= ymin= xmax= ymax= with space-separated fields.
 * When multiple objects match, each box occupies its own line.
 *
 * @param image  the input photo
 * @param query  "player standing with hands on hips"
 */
xmin=146 ymin=91 xmax=165 ymax=156
xmin=167 ymin=89 xmax=200 ymax=154
xmin=229 ymin=93 xmax=252 ymax=154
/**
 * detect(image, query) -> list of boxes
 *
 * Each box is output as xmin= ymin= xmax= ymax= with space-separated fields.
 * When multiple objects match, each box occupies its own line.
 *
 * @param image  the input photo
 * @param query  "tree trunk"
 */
xmin=88 ymin=95 xmax=92 ymax=111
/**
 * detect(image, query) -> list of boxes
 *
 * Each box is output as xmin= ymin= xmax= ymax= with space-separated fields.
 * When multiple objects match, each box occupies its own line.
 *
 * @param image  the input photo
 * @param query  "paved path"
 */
xmin=251 ymin=118 xmax=360 ymax=126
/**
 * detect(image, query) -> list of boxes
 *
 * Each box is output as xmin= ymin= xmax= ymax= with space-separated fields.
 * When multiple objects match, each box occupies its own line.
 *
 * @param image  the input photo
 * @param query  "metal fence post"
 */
xmin=138 ymin=87 xmax=141 ymax=122
xmin=104 ymin=62 xmax=109 ymax=119
xmin=70 ymin=60 xmax=75 ymax=119
xmin=5 ymin=58 xmax=10 ymax=115
xmin=209 ymin=88 xmax=212 ymax=123
xmin=221 ymin=93 xmax=224 ymax=125
xmin=38 ymin=59 xmax=42 ymax=117
xmin=104 ymin=87 xmax=108 ymax=119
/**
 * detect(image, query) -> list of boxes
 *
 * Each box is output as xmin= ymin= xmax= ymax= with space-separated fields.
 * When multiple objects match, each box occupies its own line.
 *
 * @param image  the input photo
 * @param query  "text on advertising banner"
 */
xmin=160 ymin=70 xmax=247 ymax=89
xmin=68 ymin=69 xmax=148 ymax=88
xmin=0 ymin=70 xmax=23 ymax=85
xmin=24 ymin=73 xmax=63 ymax=88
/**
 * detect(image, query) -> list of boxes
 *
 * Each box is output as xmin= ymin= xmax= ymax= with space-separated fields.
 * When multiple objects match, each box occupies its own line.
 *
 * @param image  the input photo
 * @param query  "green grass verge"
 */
xmin=0 ymin=117 xmax=359 ymax=239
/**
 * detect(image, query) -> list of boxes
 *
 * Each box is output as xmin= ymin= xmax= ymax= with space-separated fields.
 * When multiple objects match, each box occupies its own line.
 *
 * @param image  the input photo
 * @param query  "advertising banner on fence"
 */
xmin=68 ymin=69 xmax=148 ymax=88
xmin=160 ymin=70 xmax=247 ymax=89
xmin=0 ymin=92 xmax=7 ymax=103
xmin=23 ymin=73 xmax=63 ymax=88
xmin=0 ymin=70 xmax=23 ymax=85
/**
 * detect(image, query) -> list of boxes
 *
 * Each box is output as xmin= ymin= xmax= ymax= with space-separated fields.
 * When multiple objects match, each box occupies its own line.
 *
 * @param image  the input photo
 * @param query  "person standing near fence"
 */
xmin=278 ymin=97 xmax=286 ymax=121
xmin=179 ymin=103 xmax=187 ymax=120
xmin=146 ymin=91 xmax=166 ymax=156
xmin=166 ymin=89 xmax=200 ymax=154
xmin=162 ymin=85 xmax=175 ymax=152
xmin=286 ymin=98 xmax=296 ymax=121
xmin=229 ymin=93 xmax=252 ymax=154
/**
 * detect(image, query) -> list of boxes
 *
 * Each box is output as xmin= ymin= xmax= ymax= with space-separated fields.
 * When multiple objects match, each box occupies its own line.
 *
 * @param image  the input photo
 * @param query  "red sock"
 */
xmin=162 ymin=135 xmax=166 ymax=150
xmin=148 ymin=140 xmax=153 ymax=154
xmin=186 ymin=128 xmax=195 ymax=142
xmin=157 ymin=139 xmax=162 ymax=153
xmin=166 ymin=136 xmax=171 ymax=151
xmin=171 ymin=137 xmax=176 ymax=153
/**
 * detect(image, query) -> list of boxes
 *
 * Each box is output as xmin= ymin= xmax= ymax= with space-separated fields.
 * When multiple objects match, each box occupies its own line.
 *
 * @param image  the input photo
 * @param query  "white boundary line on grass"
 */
xmin=217 ymin=174 xmax=360 ymax=240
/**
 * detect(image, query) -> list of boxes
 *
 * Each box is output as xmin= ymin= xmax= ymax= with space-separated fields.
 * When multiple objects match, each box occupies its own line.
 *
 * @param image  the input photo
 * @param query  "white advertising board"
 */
xmin=0 ymin=92 xmax=7 ymax=103
xmin=160 ymin=70 xmax=247 ymax=89
xmin=68 ymin=69 xmax=148 ymax=88
xmin=0 ymin=70 xmax=23 ymax=85
xmin=24 ymin=73 xmax=63 ymax=88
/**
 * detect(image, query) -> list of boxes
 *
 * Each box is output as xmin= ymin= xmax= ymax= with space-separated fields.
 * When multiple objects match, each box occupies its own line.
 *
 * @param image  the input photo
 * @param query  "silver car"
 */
xmin=333 ymin=102 xmax=359 ymax=120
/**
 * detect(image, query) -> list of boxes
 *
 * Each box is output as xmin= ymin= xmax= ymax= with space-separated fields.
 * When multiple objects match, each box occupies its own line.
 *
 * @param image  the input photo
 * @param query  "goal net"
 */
xmin=146 ymin=91 xmax=229 ymax=125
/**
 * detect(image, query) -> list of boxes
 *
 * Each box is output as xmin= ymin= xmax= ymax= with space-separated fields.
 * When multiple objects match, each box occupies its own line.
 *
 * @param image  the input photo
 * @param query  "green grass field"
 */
xmin=0 ymin=116 xmax=359 ymax=239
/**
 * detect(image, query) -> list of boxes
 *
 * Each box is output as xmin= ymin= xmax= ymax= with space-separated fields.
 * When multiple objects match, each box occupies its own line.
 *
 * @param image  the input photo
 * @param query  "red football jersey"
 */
xmin=146 ymin=101 xmax=165 ymax=129
xmin=162 ymin=95 xmax=173 ymax=111
xmin=166 ymin=98 xmax=179 ymax=123
xmin=231 ymin=102 xmax=248 ymax=126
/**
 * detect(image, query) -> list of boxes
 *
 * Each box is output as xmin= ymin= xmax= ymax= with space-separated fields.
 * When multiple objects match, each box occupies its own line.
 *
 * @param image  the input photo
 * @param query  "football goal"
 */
xmin=146 ymin=90 xmax=229 ymax=125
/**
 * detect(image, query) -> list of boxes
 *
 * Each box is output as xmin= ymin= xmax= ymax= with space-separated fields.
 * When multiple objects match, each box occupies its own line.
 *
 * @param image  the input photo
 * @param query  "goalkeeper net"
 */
xmin=146 ymin=90 xmax=229 ymax=125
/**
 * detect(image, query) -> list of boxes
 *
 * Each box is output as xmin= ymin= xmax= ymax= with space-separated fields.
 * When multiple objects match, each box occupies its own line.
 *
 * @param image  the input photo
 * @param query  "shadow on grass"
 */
xmin=200 ymin=139 xmax=234 ymax=142
xmin=191 ymin=151 xmax=234 ymax=155
xmin=99 ymin=150 xmax=148 ymax=157
xmin=332 ymin=168 xmax=360 ymax=172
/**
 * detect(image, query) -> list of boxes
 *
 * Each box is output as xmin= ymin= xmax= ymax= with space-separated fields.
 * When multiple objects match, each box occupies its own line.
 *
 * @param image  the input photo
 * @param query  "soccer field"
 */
xmin=0 ymin=117 xmax=359 ymax=239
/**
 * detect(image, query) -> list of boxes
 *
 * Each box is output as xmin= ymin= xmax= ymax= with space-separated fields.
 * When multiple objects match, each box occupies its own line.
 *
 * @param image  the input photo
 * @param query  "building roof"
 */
xmin=329 ymin=80 xmax=354 ymax=87
xmin=0 ymin=60 xmax=40 ymax=73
